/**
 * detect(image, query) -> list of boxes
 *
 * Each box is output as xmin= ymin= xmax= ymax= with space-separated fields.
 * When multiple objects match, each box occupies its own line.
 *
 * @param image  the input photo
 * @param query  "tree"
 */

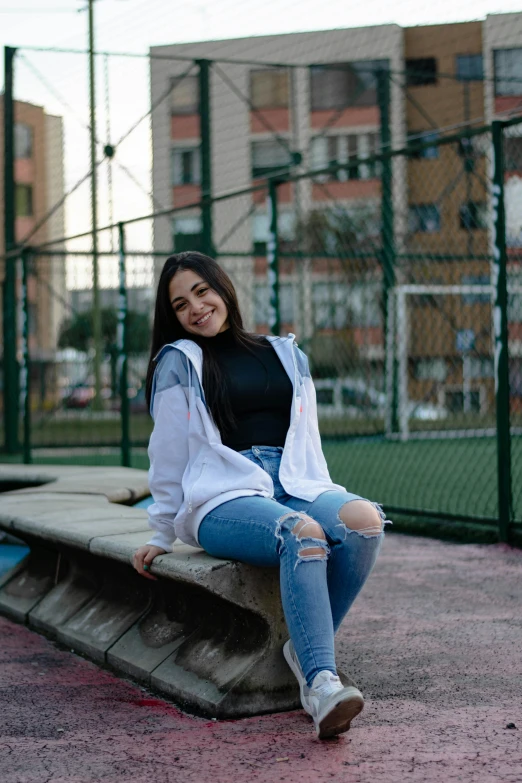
xmin=294 ymin=205 xmax=380 ymax=259
xmin=58 ymin=308 xmax=150 ymax=355
xmin=59 ymin=308 xmax=151 ymax=397
xmin=308 ymin=331 xmax=359 ymax=379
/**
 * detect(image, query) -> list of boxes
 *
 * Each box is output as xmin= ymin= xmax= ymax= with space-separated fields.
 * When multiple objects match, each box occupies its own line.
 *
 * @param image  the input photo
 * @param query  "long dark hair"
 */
xmin=145 ymin=251 xmax=266 ymax=435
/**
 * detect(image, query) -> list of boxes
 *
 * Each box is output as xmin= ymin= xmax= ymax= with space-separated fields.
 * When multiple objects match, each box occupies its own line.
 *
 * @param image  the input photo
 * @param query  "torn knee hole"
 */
xmin=290 ymin=516 xmax=326 ymax=542
xmin=277 ymin=513 xmax=329 ymax=563
xmin=298 ymin=546 xmax=326 ymax=558
xmin=339 ymin=500 xmax=384 ymax=537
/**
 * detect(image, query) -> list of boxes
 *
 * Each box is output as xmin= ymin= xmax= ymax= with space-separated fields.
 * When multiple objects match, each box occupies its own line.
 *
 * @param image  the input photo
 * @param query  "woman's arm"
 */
xmin=143 ymin=351 xmax=190 ymax=552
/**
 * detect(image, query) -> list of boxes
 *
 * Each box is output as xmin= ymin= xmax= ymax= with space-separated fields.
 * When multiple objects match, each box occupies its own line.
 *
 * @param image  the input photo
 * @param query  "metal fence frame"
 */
xmin=2 ymin=43 xmax=522 ymax=545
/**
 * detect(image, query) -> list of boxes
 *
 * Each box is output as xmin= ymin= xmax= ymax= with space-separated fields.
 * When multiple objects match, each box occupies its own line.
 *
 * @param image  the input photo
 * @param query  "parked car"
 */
xmin=314 ymin=377 xmax=447 ymax=421
xmin=408 ymin=401 xmax=447 ymax=421
xmin=315 ymin=377 xmax=385 ymax=418
xmin=63 ymin=385 xmax=95 ymax=409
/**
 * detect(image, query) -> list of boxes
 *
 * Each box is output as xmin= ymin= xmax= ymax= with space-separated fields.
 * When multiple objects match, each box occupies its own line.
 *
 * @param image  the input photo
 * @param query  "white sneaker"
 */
xmin=308 ymin=670 xmax=364 ymax=739
xmin=283 ymin=641 xmax=364 ymax=738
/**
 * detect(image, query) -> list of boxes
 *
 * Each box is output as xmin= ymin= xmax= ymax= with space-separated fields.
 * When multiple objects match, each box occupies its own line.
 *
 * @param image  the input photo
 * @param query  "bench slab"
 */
xmin=0 ymin=464 xmax=301 ymax=718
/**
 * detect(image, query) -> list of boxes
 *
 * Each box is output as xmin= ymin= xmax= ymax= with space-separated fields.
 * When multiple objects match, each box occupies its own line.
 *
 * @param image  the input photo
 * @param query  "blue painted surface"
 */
xmin=0 ymin=545 xmax=30 ymax=579
xmin=134 ymin=496 xmax=154 ymax=509
xmin=0 ymin=497 xmax=154 ymax=579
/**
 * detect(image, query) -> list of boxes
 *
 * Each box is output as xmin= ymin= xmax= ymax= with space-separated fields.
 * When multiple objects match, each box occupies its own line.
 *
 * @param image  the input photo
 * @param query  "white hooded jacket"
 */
xmin=146 ymin=334 xmax=345 ymax=551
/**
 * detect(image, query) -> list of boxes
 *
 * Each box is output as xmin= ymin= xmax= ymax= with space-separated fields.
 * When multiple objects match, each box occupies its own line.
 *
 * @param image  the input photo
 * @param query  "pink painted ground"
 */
xmin=1 ymin=532 xmax=522 ymax=783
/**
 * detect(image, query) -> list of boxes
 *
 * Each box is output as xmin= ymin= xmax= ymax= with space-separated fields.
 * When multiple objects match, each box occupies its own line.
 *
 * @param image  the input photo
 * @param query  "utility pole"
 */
xmin=88 ymin=0 xmax=102 ymax=408
xmin=3 ymin=46 xmax=19 ymax=453
xmin=198 ymin=59 xmax=213 ymax=257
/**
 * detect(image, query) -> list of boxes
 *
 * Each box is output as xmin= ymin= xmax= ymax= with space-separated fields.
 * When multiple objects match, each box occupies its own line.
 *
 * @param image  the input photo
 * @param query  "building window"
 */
xmin=15 ymin=184 xmax=33 ymax=217
xmin=15 ymin=123 xmax=33 ymax=159
xmin=494 ymin=49 xmax=522 ymax=97
xmin=251 ymin=140 xmax=292 ymax=178
xmin=511 ymin=359 xmax=522 ymax=396
xmin=361 ymin=132 xmax=380 ymax=178
xmin=171 ymin=147 xmax=201 ymax=185
xmin=505 ymin=136 xmax=522 ymax=171
xmin=170 ymin=74 xmax=199 ymax=115
xmin=468 ymin=357 xmax=493 ymax=379
xmin=460 ymin=202 xmax=488 ymax=231
xmin=446 ymin=390 xmax=481 ymax=414
xmin=456 ymin=54 xmax=484 ymax=82
xmin=405 ymin=58 xmax=437 ymax=87
xmin=408 ymin=130 xmax=439 ymax=159
xmin=411 ymin=276 xmax=444 ymax=308
xmin=172 ymin=215 xmax=203 ymax=253
xmin=317 ymin=387 xmax=335 ymax=405
xmin=310 ymin=59 xmax=388 ymax=110
xmin=28 ymin=303 xmax=37 ymax=336
xmin=311 ymin=136 xmax=354 ymax=181
xmin=461 ymin=274 xmax=490 ymax=305
xmin=312 ymin=282 xmax=350 ymax=329
xmin=252 ymin=210 xmax=295 ymax=254
xmin=310 ymin=133 xmax=379 ymax=181
xmin=250 ymin=69 xmax=289 ymax=109
xmin=508 ymin=271 xmax=522 ymax=322
xmin=408 ymin=204 xmax=440 ymax=233
xmin=415 ymin=359 xmax=447 ymax=382
xmin=254 ymin=282 xmax=294 ymax=324
xmin=347 ymin=282 xmax=382 ymax=327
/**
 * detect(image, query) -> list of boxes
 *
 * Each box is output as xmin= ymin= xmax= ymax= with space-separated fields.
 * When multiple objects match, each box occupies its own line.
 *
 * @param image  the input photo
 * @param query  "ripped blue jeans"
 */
xmin=197 ymin=446 xmax=386 ymax=686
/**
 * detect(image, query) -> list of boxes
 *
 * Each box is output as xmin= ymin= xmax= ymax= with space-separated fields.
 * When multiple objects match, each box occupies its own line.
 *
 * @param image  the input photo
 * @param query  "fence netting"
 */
xmin=2 ymin=44 xmax=522 ymax=543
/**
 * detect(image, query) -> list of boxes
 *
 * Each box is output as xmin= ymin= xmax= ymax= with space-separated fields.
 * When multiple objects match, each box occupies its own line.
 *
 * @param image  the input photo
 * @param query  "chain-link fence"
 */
xmin=12 ymin=247 xmax=154 ymax=458
xmin=1 ymin=41 xmax=522 ymax=545
xmin=244 ymin=123 xmax=521 ymax=542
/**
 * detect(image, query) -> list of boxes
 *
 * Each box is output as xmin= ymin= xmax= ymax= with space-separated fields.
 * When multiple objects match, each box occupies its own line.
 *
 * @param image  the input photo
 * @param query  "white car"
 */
xmin=315 ymin=377 xmax=447 ymax=421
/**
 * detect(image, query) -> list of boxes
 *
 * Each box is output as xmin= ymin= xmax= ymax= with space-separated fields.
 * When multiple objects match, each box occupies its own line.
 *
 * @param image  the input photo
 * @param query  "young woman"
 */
xmin=133 ymin=251 xmax=386 ymax=739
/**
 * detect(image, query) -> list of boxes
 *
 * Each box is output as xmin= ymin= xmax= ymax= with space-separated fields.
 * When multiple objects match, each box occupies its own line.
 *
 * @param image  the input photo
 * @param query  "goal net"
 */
xmin=385 ymin=282 xmax=522 ymax=441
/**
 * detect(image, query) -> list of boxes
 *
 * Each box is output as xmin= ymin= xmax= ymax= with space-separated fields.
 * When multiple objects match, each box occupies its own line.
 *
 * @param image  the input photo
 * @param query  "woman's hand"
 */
xmin=133 ymin=545 xmax=167 ymax=580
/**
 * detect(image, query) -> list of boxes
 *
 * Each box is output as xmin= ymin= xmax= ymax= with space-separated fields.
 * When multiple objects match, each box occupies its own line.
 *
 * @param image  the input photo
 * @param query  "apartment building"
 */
xmin=150 ymin=14 xmax=522 ymax=418
xmin=404 ymin=16 xmax=522 ymax=415
xmin=485 ymin=12 xmax=522 ymax=409
xmin=0 ymin=98 xmax=66 ymax=404
xmin=70 ymin=286 xmax=153 ymax=316
xmin=403 ymin=22 xmax=491 ymax=415
xmin=151 ymin=24 xmax=405 ymax=350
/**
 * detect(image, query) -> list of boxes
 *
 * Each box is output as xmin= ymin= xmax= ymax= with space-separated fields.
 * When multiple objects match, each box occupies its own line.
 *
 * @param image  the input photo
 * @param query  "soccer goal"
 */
xmin=384 ymin=282 xmax=521 ymax=441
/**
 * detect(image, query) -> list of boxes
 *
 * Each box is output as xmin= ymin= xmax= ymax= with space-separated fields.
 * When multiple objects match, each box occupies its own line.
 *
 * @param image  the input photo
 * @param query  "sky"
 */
xmin=2 ymin=0 xmax=520 ymax=52
xmin=0 ymin=0 xmax=520 ymax=287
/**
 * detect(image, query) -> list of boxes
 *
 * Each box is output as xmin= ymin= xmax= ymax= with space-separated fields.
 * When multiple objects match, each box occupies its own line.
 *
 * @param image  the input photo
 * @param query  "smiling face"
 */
xmin=168 ymin=268 xmax=229 ymax=337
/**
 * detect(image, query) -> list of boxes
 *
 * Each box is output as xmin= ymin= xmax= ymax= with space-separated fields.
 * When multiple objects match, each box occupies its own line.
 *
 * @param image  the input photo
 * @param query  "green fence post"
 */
xmin=198 ymin=59 xmax=214 ymax=257
xmin=88 ymin=0 xmax=103 ymax=411
xmin=117 ymin=223 xmax=130 ymax=468
xmin=267 ymin=179 xmax=280 ymax=336
xmin=20 ymin=248 xmax=31 ymax=464
xmin=491 ymin=120 xmax=513 ymax=543
xmin=3 ymin=46 xmax=19 ymax=453
xmin=378 ymin=67 xmax=398 ymax=435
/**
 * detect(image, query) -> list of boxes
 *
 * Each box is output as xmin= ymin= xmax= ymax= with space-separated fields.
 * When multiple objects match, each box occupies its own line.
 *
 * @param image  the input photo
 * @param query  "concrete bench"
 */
xmin=0 ymin=464 xmax=301 ymax=718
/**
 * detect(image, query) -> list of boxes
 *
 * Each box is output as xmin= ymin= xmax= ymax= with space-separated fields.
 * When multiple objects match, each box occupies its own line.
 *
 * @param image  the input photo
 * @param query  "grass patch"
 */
xmin=322 ymin=437 xmax=505 ymax=520
xmin=2 ymin=434 xmax=522 ymax=524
